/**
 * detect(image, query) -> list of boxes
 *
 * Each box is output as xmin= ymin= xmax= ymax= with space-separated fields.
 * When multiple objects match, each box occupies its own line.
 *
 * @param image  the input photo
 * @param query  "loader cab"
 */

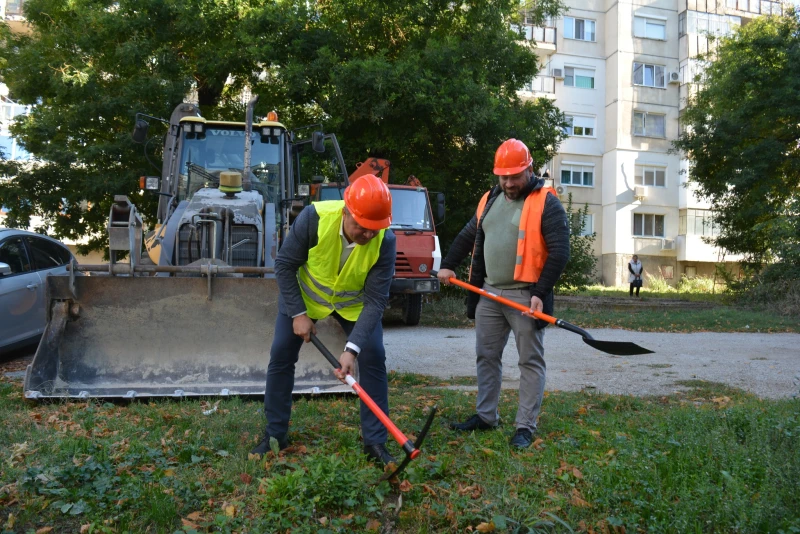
xmin=175 ymin=119 xmax=285 ymax=206
xmin=291 ymin=132 xmax=348 ymax=214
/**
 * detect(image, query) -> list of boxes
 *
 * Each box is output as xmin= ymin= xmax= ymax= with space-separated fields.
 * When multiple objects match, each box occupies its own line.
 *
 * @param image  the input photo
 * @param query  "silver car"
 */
xmin=0 ymin=228 xmax=76 ymax=354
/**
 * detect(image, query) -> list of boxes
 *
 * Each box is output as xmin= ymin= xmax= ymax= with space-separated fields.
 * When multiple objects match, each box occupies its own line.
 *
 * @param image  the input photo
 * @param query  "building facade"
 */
xmin=519 ymin=0 xmax=781 ymax=286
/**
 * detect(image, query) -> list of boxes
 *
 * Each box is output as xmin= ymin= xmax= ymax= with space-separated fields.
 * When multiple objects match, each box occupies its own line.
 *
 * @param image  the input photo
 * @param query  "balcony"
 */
xmin=2 ymin=0 xmax=30 ymax=34
xmin=512 ymin=23 xmax=557 ymax=59
xmin=519 ymin=75 xmax=555 ymax=99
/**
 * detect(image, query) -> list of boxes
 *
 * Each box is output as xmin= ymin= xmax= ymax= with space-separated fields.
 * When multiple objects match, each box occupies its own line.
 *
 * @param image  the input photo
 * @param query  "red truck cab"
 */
xmin=310 ymin=160 xmax=443 ymax=325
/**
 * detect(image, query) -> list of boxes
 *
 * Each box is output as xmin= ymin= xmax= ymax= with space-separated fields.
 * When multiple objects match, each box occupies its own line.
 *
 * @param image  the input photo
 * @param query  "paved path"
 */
xmin=383 ymin=326 xmax=800 ymax=399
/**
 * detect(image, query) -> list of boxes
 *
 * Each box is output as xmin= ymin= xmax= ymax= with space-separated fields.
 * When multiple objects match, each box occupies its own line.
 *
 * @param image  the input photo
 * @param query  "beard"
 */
xmin=503 ymin=187 xmax=521 ymax=200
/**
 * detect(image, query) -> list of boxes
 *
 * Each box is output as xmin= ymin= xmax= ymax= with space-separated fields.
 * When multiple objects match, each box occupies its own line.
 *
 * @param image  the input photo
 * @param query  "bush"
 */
xmin=556 ymin=193 xmax=597 ymax=293
xmin=645 ymin=273 xmax=674 ymax=293
xmin=676 ymin=275 xmax=716 ymax=294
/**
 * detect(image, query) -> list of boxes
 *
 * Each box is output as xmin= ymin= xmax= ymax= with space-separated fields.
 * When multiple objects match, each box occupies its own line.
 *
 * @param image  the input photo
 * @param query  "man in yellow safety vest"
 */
xmin=250 ymin=174 xmax=398 ymax=465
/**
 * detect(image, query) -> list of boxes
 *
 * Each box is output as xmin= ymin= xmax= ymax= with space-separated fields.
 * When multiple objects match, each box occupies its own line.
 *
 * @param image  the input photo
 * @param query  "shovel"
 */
xmin=438 ymin=275 xmax=654 ymax=356
xmin=309 ymin=333 xmax=437 ymax=482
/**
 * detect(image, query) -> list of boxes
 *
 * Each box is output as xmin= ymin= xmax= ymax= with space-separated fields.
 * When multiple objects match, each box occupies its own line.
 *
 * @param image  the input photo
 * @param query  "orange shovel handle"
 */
xmin=445 ymin=276 xmax=557 ymax=325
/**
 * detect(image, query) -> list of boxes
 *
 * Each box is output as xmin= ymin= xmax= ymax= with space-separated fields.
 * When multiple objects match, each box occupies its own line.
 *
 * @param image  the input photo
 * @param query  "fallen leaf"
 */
xmin=186 ymin=511 xmax=202 ymax=521
xmin=36 ymin=528 xmax=54 ymax=534
xmin=5 ymin=514 xmax=15 ymax=530
xmin=181 ymin=518 xmax=199 ymax=529
xmin=224 ymin=504 xmax=236 ymax=517
xmin=532 ymin=438 xmax=545 ymax=450
xmin=571 ymin=488 xmax=591 ymax=508
xmin=421 ymin=484 xmax=437 ymax=496
xmin=572 ymin=468 xmax=584 ymax=479
xmin=80 ymin=525 xmax=90 ymax=533
xmin=366 ymin=518 xmax=381 ymax=531
xmin=399 ymin=480 xmax=413 ymax=492
xmin=163 ymin=469 xmax=175 ymax=477
xmin=476 ymin=522 xmax=496 ymax=532
xmin=240 ymin=473 xmax=253 ymax=484
xmin=318 ymin=516 xmax=328 ymax=526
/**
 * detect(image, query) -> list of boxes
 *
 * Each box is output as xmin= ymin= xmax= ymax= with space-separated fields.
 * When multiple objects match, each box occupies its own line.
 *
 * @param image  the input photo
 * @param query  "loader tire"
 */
xmin=402 ymin=294 xmax=422 ymax=326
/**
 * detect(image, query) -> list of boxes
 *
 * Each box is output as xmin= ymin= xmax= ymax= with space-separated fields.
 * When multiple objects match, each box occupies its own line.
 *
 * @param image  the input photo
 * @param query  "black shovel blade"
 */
xmin=376 ymin=405 xmax=438 ymax=484
xmin=583 ymin=338 xmax=654 ymax=356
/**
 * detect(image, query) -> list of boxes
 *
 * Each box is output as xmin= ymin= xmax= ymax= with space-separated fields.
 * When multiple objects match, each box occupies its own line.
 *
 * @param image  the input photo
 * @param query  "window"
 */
xmin=27 ymin=237 xmax=71 ymax=270
xmin=633 ymin=62 xmax=666 ymax=88
xmin=680 ymin=11 xmax=741 ymax=37
xmin=564 ymin=17 xmax=596 ymax=41
xmin=578 ymin=214 xmax=594 ymax=236
xmin=679 ymin=209 xmax=719 ymax=236
xmin=633 ymin=112 xmax=666 ymax=138
xmin=560 ymin=164 xmax=594 ymax=186
xmin=564 ymin=115 xmax=595 ymax=137
xmin=633 ymin=214 xmax=665 ymax=237
xmin=564 ymin=67 xmax=595 ymax=89
xmin=635 ymin=165 xmax=667 ymax=187
xmin=0 ymin=237 xmax=32 ymax=275
xmin=634 ymin=16 xmax=666 ymax=40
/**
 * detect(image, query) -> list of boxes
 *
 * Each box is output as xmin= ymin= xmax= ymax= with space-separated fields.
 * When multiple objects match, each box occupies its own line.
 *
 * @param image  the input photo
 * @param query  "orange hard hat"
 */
xmin=493 ymin=138 xmax=533 ymax=175
xmin=344 ymin=174 xmax=392 ymax=230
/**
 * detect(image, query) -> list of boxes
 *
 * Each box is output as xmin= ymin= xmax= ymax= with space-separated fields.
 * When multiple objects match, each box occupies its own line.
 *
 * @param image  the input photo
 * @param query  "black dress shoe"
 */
xmin=449 ymin=413 xmax=495 ymax=431
xmin=509 ymin=428 xmax=534 ymax=449
xmin=363 ymin=443 xmax=396 ymax=466
xmin=249 ymin=432 xmax=289 ymax=457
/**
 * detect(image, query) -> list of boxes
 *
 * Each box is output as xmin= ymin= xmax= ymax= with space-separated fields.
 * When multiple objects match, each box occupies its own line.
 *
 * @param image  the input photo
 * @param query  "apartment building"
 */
xmin=519 ymin=0 xmax=781 ymax=286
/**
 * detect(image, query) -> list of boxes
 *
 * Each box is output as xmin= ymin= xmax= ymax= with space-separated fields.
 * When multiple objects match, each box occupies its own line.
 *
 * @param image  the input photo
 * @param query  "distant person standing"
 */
xmin=628 ymin=255 xmax=643 ymax=297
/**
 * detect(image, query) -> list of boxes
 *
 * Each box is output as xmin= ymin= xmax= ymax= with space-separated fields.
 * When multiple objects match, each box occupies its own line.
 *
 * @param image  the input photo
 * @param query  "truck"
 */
xmin=303 ymin=158 xmax=443 ymax=325
xmin=23 ymin=97 xmax=357 ymax=399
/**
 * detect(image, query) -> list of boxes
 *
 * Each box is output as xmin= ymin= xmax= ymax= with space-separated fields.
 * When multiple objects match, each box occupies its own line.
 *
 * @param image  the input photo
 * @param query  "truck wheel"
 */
xmin=402 ymin=294 xmax=422 ymax=326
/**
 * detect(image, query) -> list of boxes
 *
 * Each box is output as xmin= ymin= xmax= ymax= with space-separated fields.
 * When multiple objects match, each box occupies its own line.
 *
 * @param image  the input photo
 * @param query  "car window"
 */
xmin=27 ymin=236 xmax=71 ymax=270
xmin=0 ymin=236 xmax=33 ymax=274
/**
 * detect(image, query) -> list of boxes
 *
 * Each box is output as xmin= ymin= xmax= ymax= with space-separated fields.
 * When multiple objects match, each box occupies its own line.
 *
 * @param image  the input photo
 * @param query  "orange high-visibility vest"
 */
xmin=475 ymin=187 xmax=557 ymax=283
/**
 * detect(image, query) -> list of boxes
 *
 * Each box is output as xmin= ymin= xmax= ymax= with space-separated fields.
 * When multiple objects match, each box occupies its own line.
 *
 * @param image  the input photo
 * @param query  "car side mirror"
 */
xmin=311 ymin=131 xmax=325 ymax=153
xmin=132 ymin=119 xmax=149 ymax=144
xmin=0 ymin=262 xmax=11 ymax=276
xmin=436 ymin=193 xmax=446 ymax=222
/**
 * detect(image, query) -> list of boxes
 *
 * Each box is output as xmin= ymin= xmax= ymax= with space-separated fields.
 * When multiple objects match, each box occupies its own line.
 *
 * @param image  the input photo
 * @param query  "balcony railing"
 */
xmin=522 ymin=75 xmax=555 ymax=95
xmin=511 ymin=24 xmax=557 ymax=46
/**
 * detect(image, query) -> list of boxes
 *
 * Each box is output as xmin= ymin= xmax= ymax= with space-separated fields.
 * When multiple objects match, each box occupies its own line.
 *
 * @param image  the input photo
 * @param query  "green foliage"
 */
xmin=672 ymin=9 xmax=800 ymax=273
xmin=1 ymin=379 xmax=799 ymax=532
xmin=675 ymin=275 xmax=716 ymax=293
xmin=556 ymin=193 xmax=597 ymax=293
xmin=0 ymin=0 xmax=567 ymax=252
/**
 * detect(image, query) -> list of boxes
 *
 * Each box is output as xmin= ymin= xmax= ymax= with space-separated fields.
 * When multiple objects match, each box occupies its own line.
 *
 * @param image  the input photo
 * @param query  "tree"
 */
xmin=0 ymin=0 xmax=567 ymax=250
xmin=251 ymin=0 xmax=567 ymax=244
xmin=672 ymin=10 xmax=800 ymax=277
xmin=0 ymin=0 xmax=273 ymax=252
xmin=556 ymin=193 xmax=596 ymax=293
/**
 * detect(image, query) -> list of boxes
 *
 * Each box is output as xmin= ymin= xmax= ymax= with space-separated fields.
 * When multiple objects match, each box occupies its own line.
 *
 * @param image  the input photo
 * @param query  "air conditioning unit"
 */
xmin=668 ymin=71 xmax=681 ymax=84
xmin=556 ymin=185 xmax=567 ymax=195
xmin=662 ymin=239 xmax=675 ymax=250
xmin=552 ymin=68 xmax=564 ymax=80
xmin=634 ymin=186 xmax=647 ymax=199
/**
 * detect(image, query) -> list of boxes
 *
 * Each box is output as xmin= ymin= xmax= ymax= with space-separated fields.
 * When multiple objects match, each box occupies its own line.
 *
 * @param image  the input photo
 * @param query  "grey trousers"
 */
xmin=474 ymin=283 xmax=546 ymax=431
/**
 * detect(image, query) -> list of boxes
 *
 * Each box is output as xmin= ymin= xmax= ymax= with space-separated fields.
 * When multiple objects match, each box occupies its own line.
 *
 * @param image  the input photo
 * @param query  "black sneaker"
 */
xmin=363 ymin=443 xmax=397 ymax=466
xmin=249 ymin=432 xmax=289 ymax=457
xmin=510 ymin=428 xmax=534 ymax=449
xmin=449 ymin=413 xmax=495 ymax=432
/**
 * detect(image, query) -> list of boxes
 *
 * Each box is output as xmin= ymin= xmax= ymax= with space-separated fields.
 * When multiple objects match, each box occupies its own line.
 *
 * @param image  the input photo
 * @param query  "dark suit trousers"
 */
xmin=264 ymin=312 xmax=389 ymax=446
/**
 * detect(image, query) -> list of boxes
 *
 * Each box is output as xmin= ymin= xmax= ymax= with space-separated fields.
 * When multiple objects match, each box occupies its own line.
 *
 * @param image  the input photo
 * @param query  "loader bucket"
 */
xmin=23 ymin=274 xmax=351 ymax=400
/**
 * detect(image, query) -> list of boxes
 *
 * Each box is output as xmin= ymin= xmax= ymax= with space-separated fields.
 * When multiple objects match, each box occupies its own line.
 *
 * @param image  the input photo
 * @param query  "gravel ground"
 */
xmin=383 ymin=326 xmax=800 ymax=399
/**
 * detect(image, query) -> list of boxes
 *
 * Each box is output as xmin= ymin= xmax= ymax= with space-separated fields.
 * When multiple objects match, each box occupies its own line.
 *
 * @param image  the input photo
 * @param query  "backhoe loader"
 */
xmin=24 ymin=97 xmax=353 ymax=399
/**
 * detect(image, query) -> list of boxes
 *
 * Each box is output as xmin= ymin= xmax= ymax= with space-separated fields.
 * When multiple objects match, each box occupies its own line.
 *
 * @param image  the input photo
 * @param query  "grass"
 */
xmin=413 ymin=296 xmax=800 ymax=333
xmin=1 ymin=375 xmax=799 ymax=533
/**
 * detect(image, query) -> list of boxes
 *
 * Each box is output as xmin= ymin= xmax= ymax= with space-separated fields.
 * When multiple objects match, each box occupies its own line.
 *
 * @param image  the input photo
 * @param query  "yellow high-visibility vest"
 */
xmin=297 ymin=201 xmax=385 ymax=321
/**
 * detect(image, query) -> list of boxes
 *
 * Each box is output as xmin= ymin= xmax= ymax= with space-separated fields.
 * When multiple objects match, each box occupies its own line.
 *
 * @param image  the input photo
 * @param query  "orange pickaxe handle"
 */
xmin=309 ymin=333 xmax=420 ymax=459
